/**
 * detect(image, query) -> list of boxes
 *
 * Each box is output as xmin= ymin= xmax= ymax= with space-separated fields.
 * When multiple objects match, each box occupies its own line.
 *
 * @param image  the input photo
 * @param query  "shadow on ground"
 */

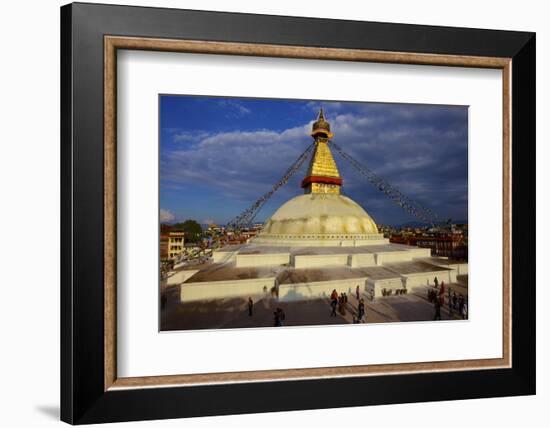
xmin=35 ymin=405 xmax=59 ymax=420
xmin=160 ymin=284 xmax=466 ymax=331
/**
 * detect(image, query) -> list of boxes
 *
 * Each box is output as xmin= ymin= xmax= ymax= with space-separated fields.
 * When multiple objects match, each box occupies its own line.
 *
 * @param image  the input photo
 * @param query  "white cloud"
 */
xmin=161 ymin=123 xmax=312 ymax=201
xmin=173 ymin=130 xmax=212 ymax=143
xmin=160 ymin=208 xmax=175 ymax=223
xmin=217 ymin=100 xmax=251 ymax=117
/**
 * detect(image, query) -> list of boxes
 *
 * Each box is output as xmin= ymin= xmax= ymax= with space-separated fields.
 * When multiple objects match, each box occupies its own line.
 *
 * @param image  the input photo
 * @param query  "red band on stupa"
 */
xmin=301 ymin=175 xmax=343 ymax=188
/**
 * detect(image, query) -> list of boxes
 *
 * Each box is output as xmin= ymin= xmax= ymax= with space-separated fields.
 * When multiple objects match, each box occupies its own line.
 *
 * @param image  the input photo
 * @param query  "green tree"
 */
xmin=174 ymin=219 xmax=203 ymax=243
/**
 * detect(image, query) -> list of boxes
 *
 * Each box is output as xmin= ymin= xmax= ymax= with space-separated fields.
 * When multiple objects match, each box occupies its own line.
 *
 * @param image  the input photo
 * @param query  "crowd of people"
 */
xmin=248 ymin=287 xmax=368 ymax=326
xmin=245 ymin=278 xmax=467 ymax=327
xmin=330 ymin=288 xmax=366 ymax=323
xmin=428 ymin=277 xmax=468 ymax=320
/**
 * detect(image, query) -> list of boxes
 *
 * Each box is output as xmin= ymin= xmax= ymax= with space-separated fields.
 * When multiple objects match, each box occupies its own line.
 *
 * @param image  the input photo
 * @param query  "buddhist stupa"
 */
xmin=178 ymin=110 xmax=465 ymax=302
xmin=254 ymin=109 xmax=384 ymax=247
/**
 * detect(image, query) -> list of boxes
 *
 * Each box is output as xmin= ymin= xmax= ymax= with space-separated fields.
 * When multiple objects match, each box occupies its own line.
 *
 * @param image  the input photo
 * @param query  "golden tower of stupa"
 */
xmin=301 ymin=109 xmax=343 ymax=195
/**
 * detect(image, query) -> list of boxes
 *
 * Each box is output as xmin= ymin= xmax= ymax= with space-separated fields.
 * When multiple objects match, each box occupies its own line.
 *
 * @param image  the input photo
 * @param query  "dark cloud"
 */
xmin=161 ymin=102 xmax=468 ymax=225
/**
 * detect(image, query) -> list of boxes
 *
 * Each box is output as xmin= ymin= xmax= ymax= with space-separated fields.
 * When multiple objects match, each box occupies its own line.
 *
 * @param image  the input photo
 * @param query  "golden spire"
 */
xmin=302 ymin=109 xmax=342 ymax=194
xmin=311 ymin=108 xmax=333 ymax=138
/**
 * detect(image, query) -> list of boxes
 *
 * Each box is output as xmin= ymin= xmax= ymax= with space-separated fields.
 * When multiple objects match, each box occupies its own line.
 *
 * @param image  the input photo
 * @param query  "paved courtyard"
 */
xmin=160 ymin=282 xmax=468 ymax=331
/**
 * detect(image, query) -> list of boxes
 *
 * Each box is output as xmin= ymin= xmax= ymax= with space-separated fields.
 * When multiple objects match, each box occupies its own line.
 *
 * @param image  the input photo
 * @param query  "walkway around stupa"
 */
xmin=161 ymin=281 xmax=468 ymax=331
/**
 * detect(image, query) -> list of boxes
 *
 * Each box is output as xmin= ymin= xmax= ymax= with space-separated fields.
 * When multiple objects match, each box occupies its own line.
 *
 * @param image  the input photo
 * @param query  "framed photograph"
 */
xmin=61 ymin=2 xmax=535 ymax=424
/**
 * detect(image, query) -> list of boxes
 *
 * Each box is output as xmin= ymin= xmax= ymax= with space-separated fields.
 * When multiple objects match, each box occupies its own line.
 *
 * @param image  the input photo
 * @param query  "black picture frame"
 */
xmin=61 ymin=2 xmax=535 ymax=424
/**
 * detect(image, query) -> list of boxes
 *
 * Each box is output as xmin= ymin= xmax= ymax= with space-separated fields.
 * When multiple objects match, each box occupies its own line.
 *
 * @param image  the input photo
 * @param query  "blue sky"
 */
xmin=159 ymin=95 xmax=468 ymax=226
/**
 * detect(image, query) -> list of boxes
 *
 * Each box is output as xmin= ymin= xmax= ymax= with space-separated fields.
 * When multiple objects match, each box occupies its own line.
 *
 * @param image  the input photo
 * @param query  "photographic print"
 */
xmin=61 ymin=7 xmax=534 ymax=421
xmin=159 ymin=96 xmax=469 ymax=331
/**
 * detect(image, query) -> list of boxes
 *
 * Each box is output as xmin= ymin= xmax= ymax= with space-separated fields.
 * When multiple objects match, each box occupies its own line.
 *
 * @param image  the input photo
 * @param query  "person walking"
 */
xmin=462 ymin=301 xmax=468 ymax=319
xmin=273 ymin=279 xmax=280 ymax=299
xmin=273 ymin=309 xmax=280 ymax=326
xmin=358 ymin=298 xmax=366 ymax=322
xmin=330 ymin=298 xmax=337 ymax=317
xmin=458 ymin=295 xmax=465 ymax=319
xmin=448 ymin=288 xmax=453 ymax=317
xmin=452 ymin=291 xmax=458 ymax=310
xmin=434 ymin=276 xmax=439 ymax=288
xmin=330 ymin=289 xmax=338 ymax=317
xmin=338 ymin=295 xmax=346 ymax=316
xmin=274 ymin=307 xmax=285 ymax=326
xmin=279 ymin=308 xmax=286 ymax=326
xmin=434 ymin=298 xmax=442 ymax=321
xmin=247 ymin=297 xmax=253 ymax=317
xmin=356 ymin=285 xmax=360 ymax=301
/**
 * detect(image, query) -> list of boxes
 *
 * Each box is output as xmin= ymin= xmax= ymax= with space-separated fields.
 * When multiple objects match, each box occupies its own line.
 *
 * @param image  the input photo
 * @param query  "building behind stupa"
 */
xmin=177 ymin=111 xmax=468 ymax=302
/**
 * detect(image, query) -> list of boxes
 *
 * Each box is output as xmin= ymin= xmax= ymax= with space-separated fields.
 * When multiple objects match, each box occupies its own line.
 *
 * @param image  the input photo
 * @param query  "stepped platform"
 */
xmin=177 ymin=242 xmax=461 ymax=302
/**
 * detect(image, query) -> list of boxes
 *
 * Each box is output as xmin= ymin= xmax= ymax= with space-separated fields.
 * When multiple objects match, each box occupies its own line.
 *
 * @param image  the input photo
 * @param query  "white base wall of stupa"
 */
xmin=180 ymin=277 xmax=275 ymax=302
xmin=366 ymin=277 xmax=406 ymax=298
xmin=178 ymin=269 xmax=460 ymax=302
xmin=432 ymin=261 xmax=468 ymax=276
xmin=221 ymin=243 xmax=432 ymax=270
xmin=348 ymin=253 xmax=377 ymax=267
xmin=177 ymin=242 xmax=465 ymax=303
xmin=293 ymin=253 xmax=350 ymax=268
xmin=278 ymin=278 xmax=367 ymax=301
xmin=400 ymin=270 xmax=456 ymax=288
